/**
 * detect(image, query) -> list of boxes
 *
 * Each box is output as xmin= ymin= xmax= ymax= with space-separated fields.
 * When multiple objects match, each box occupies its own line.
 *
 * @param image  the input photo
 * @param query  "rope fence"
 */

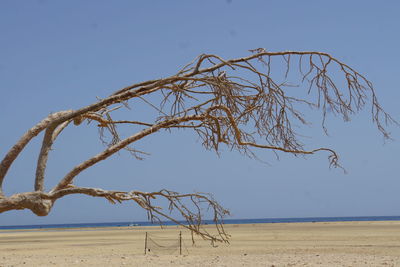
xmin=144 ymin=231 xmax=186 ymax=255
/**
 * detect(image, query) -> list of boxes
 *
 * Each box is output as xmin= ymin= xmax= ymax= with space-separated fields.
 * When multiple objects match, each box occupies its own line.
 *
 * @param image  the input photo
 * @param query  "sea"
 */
xmin=1 ymin=216 xmax=400 ymax=231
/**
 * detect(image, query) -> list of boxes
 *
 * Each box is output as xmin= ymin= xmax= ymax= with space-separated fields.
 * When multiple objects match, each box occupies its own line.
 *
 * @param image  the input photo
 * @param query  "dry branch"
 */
xmin=0 ymin=49 xmax=396 ymax=243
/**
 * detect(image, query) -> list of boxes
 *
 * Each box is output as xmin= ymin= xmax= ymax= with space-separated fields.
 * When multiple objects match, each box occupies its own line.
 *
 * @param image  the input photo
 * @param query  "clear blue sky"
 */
xmin=1 ymin=0 xmax=399 ymax=225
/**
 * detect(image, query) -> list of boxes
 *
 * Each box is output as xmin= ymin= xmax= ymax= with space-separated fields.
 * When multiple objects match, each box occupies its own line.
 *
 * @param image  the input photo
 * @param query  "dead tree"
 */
xmin=0 ymin=49 xmax=396 ymax=243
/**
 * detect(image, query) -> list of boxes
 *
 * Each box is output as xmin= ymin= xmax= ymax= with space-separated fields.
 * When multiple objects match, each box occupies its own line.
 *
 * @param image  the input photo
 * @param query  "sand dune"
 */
xmin=1 ymin=221 xmax=400 ymax=266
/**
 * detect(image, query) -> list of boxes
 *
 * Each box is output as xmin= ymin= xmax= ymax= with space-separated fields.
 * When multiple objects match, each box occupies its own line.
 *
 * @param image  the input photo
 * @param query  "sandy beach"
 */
xmin=1 ymin=221 xmax=400 ymax=266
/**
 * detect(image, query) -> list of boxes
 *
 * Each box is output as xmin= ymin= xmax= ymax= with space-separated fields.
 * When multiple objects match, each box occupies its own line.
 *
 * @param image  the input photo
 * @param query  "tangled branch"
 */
xmin=0 ymin=49 xmax=396 ymax=243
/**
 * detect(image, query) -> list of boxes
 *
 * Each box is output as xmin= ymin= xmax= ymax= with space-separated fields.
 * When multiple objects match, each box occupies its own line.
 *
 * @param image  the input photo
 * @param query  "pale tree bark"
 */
xmin=0 ymin=49 xmax=396 ymax=243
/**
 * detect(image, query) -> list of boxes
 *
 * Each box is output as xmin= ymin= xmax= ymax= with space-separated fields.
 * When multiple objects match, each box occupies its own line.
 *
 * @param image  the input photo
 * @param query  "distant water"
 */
xmin=1 ymin=216 xmax=400 ymax=230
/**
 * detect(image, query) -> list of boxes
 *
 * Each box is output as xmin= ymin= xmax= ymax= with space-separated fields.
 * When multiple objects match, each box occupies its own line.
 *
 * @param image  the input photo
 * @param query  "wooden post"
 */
xmin=144 ymin=232 xmax=148 ymax=255
xmin=179 ymin=231 xmax=182 ymax=255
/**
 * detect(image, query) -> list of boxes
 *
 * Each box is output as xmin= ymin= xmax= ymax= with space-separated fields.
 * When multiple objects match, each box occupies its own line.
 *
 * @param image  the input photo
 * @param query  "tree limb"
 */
xmin=0 ymin=110 xmax=73 ymax=195
xmin=35 ymin=120 xmax=71 ymax=191
xmin=52 ymin=114 xmax=206 ymax=192
xmin=0 ymin=187 xmax=230 ymax=243
xmin=0 ymin=49 xmax=396 ymax=244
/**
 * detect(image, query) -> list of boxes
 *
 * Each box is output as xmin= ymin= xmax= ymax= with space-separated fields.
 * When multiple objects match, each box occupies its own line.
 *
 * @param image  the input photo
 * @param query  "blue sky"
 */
xmin=1 ymin=0 xmax=400 ymax=225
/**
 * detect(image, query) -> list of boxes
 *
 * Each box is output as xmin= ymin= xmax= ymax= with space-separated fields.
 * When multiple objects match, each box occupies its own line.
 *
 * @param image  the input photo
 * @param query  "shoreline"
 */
xmin=1 ymin=219 xmax=400 ymax=234
xmin=2 ymin=215 xmax=400 ymax=231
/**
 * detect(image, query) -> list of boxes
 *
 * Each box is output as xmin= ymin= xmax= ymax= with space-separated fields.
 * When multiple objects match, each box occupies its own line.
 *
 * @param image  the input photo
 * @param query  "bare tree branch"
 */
xmin=35 ymin=120 xmax=71 ymax=191
xmin=52 ymin=114 xmax=205 ymax=192
xmin=0 ymin=49 xmax=396 ymax=243
xmin=0 ymin=187 xmax=229 ymax=242
xmin=0 ymin=110 xmax=73 ymax=195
